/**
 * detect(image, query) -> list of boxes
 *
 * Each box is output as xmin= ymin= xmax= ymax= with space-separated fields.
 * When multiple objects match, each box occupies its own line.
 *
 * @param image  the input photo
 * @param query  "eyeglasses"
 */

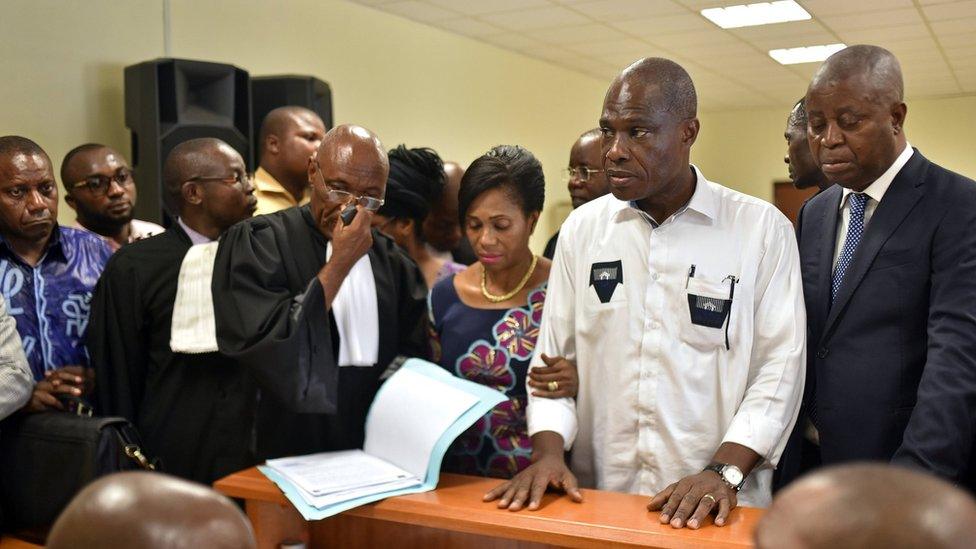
xmin=314 ymin=160 xmax=385 ymax=211
xmin=188 ymin=172 xmax=253 ymax=188
xmin=70 ymin=168 xmax=134 ymax=195
xmin=563 ymin=167 xmax=605 ymax=182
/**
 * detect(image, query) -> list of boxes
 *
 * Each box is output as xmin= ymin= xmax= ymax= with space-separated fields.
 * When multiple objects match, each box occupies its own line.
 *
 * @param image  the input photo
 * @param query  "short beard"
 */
xmin=78 ymin=209 xmax=133 ymax=236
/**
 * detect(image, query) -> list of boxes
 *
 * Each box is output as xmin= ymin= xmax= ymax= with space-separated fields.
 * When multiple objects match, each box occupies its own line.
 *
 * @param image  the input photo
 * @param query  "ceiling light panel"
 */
xmin=768 ymin=43 xmax=846 ymax=65
xmin=701 ymin=1 xmax=811 ymax=29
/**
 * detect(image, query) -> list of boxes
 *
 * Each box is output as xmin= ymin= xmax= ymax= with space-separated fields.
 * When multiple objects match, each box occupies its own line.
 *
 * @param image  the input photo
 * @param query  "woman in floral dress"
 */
xmin=429 ymin=145 xmax=578 ymax=479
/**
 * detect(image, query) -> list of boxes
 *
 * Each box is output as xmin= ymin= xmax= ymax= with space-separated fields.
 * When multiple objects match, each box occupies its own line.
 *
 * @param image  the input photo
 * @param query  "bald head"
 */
xmin=315 ymin=124 xmax=388 ymax=178
xmin=811 ymin=45 xmax=904 ymax=105
xmin=259 ymin=106 xmax=324 ymax=155
xmin=804 ymin=45 xmax=908 ymax=190
xmin=568 ymin=128 xmax=608 ymax=209
xmin=610 ymin=57 xmax=698 ymax=120
xmin=756 ymin=464 xmax=976 ymax=549
xmin=0 ymin=135 xmax=50 ymax=167
xmin=46 ymin=472 xmax=256 ymax=549
xmin=308 ymin=124 xmax=388 ymax=239
xmin=162 ymin=138 xmax=235 ymax=205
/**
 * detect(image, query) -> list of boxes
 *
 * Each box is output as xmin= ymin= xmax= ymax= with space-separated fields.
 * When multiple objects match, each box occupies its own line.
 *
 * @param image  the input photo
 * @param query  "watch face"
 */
xmin=724 ymin=466 xmax=744 ymax=486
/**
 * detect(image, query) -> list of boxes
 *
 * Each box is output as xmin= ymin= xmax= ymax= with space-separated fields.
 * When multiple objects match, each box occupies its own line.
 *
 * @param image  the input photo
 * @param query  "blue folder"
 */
xmin=259 ymin=358 xmax=506 ymax=520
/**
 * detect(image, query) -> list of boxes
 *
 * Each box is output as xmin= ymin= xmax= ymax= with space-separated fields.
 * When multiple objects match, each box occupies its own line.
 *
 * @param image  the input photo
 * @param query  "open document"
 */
xmin=260 ymin=358 xmax=506 ymax=520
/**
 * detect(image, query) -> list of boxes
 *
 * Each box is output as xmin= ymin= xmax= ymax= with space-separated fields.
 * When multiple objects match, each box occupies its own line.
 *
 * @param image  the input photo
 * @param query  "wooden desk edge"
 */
xmin=215 ymin=468 xmax=759 ymax=549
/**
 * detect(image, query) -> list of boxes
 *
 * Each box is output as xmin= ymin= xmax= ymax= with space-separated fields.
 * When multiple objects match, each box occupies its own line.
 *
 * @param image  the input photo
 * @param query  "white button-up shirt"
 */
xmin=527 ymin=167 xmax=806 ymax=508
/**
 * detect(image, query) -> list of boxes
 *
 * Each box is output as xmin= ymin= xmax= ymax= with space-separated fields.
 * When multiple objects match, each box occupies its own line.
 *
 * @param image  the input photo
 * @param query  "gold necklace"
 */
xmin=481 ymin=255 xmax=538 ymax=303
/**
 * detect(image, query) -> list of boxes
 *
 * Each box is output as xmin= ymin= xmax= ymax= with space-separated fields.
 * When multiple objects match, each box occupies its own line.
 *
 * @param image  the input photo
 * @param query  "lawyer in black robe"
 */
xmin=213 ymin=204 xmax=429 ymax=459
xmin=89 ymin=225 xmax=257 ymax=484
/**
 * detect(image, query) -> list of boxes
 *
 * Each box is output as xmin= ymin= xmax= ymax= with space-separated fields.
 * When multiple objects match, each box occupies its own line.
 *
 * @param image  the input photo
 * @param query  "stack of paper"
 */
xmin=260 ymin=358 xmax=506 ymax=520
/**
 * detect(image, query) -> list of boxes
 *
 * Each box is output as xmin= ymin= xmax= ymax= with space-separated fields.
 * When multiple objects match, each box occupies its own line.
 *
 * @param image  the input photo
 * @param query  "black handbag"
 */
xmin=0 ymin=410 xmax=158 ymax=530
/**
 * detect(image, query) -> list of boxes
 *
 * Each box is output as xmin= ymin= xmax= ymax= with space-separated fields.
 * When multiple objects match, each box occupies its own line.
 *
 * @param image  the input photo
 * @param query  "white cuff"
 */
xmin=721 ymin=412 xmax=787 ymax=465
xmin=526 ymin=397 xmax=578 ymax=451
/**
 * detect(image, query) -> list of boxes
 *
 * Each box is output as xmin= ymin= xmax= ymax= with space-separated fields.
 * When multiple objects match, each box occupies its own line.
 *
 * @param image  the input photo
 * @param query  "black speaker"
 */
xmin=124 ymin=58 xmax=252 ymax=224
xmin=251 ymin=75 xmax=333 ymax=164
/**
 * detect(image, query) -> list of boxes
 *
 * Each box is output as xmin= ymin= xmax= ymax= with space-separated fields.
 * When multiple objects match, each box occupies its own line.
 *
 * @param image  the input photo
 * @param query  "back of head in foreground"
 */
xmin=46 ymin=471 xmax=256 ymax=549
xmin=755 ymin=463 xmax=976 ymax=549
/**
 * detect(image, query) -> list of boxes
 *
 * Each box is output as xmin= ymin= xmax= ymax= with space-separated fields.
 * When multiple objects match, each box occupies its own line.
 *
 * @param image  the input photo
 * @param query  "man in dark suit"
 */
xmin=780 ymin=44 xmax=976 ymax=491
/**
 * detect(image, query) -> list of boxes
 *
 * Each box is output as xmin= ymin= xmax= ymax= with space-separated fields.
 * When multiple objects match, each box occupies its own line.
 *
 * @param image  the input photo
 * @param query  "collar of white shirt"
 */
xmin=838 ymin=143 xmax=914 ymax=210
xmin=620 ymin=165 xmax=718 ymax=225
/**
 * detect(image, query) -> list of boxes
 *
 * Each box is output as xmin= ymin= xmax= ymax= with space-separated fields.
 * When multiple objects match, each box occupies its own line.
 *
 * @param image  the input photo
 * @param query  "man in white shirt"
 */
xmin=60 ymin=144 xmax=163 ymax=250
xmin=486 ymin=58 xmax=805 ymax=529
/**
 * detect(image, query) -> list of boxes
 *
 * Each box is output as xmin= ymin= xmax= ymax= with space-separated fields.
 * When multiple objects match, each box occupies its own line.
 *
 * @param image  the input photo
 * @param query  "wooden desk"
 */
xmin=215 ymin=468 xmax=761 ymax=548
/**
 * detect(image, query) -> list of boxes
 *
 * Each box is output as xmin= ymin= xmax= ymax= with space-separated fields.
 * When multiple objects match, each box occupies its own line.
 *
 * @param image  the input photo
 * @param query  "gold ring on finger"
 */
xmin=547 ymin=380 xmax=559 ymax=392
xmin=701 ymin=494 xmax=716 ymax=505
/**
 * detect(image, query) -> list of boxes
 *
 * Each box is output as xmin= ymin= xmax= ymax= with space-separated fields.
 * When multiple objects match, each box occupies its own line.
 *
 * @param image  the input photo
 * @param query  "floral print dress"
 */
xmin=428 ymin=274 xmax=546 ymax=479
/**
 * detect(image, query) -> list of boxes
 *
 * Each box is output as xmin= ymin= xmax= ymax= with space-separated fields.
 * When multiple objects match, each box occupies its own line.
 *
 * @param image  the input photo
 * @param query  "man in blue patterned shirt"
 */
xmin=0 ymin=136 xmax=111 ymax=412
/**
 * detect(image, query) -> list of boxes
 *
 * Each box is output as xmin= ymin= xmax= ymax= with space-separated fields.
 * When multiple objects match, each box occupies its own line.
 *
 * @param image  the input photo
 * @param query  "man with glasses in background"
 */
xmin=212 ymin=124 xmax=429 ymax=460
xmin=543 ymin=129 xmax=608 ymax=259
xmin=60 ymin=144 xmax=163 ymax=251
xmin=89 ymin=137 xmax=259 ymax=485
xmin=0 ymin=136 xmax=111 ymax=412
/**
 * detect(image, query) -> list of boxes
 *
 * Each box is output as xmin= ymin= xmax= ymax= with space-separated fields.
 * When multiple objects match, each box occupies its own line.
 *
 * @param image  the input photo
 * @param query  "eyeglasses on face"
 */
xmin=70 ymin=168 xmax=134 ymax=195
xmin=314 ymin=160 xmax=385 ymax=212
xmin=187 ymin=172 xmax=253 ymax=188
xmin=563 ymin=167 xmax=605 ymax=182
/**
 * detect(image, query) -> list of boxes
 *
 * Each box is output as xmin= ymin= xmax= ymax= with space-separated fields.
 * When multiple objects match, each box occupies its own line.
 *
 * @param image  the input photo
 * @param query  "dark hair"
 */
xmin=788 ymin=98 xmax=807 ymax=129
xmin=458 ymin=145 xmax=545 ymax=224
xmin=378 ymin=145 xmax=445 ymax=238
xmin=0 ymin=135 xmax=51 ymax=166
xmin=60 ymin=143 xmax=108 ymax=190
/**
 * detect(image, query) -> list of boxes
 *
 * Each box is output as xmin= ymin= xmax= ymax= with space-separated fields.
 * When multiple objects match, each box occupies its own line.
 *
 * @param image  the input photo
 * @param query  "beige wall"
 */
xmin=167 ymin=0 xmax=608 ymax=250
xmin=0 ymin=0 xmax=608 ymax=251
xmin=2 ymin=0 xmax=974 ymax=247
xmin=0 ymin=0 xmax=164 ymax=222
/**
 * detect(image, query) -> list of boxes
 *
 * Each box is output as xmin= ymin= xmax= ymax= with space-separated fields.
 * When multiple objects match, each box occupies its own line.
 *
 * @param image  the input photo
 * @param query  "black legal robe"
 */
xmin=213 ymin=205 xmax=429 ymax=460
xmin=88 ymin=226 xmax=257 ymax=485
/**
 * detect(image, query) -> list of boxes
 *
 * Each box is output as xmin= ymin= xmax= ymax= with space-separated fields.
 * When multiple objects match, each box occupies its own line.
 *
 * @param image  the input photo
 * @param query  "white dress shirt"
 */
xmin=832 ymin=144 xmax=913 ymax=268
xmin=527 ymin=167 xmax=806 ymax=508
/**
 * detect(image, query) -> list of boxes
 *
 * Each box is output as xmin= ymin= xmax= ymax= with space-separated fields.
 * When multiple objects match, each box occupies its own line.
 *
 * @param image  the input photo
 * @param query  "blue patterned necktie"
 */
xmin=832 ymin=193 xmax=869 ymax=302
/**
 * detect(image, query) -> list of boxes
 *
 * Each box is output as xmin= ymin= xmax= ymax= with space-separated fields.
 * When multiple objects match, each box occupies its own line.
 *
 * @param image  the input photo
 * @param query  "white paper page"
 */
xmin=266 ymin=449 xmax=414 ymax=496
xmin=363 ymin=367 xmax=479 ymax=479
xmin=295 ymin=477 xmax=422 ymax=509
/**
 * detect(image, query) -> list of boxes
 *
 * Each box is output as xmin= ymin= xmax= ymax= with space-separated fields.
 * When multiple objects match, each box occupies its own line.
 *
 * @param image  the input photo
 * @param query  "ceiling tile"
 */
xmin=431 ymin=18 xmax=506 ymax=37
xmin=608 ymin=12 xmax=714 ymax=37
xmin=349 ymin=0 xmax=403 ymax=5
xmin=930 ymin=17 xmax=976 ymax=35
xmin=937 ymin=32 xmax=976 ymax=48
xmin=479 ymin=5 xmax=591 ymax=31
xmin=533 ymin=23 xmax=619 ymax=45
xmin=564 ymin=37 xmax=654 ymax=56
xmin=378 ymin=1 xmax=461 ymax=22
xmin=838 ymin=23 xmax=932 ymax=43
xmin=525 ymin=45 xmax=591 ymax=65
xmin=921 ymin=1 xmax=976 ymax=21
xmin=817 ymin=7 xmax=922 ymax=32
xmin=480 ymin=32 xmax=549 ymax=52
xmin=427 ymin=0 xmax=552 ymax=16
xmin=801 ymin=0 xmax=915 ymax=16
xmin=729 ymin=19 xmax=834 ymax=40
xmin=569 ymin=0 xmax=687 ymax=21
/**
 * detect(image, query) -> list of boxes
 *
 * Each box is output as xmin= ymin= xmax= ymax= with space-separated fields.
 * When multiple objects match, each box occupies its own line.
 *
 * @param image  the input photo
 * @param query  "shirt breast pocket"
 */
xmin=682 ymin=275 xmax=735 ymax=351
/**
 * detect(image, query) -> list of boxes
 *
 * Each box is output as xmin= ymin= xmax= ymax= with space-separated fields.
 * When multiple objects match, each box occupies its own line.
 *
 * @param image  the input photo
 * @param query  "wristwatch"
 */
xmin=704 ymin=463 xmax=745 ymax=492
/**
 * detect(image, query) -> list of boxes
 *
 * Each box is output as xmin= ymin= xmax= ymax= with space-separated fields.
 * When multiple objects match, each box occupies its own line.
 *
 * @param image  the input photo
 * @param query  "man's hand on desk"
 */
xmin=483 ymin=431 xmax=582 ymax=511
xmin=648 ymin=470 xmax=738 ymax=529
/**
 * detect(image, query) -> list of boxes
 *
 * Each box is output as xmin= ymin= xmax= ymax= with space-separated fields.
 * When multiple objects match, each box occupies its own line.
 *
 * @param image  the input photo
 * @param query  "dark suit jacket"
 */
xmin=779 ymin=149 xmax=976 ymax=491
